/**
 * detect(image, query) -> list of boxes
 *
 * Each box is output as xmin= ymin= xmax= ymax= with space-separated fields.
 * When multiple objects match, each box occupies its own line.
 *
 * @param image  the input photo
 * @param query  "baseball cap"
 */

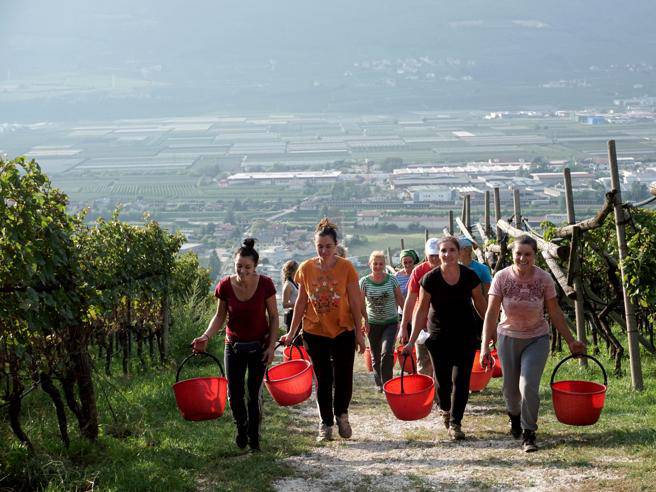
xmin=458 ymin=237 xmax=473 ymax=249
xmin=425 ymin=237 xmax=440 ymax=256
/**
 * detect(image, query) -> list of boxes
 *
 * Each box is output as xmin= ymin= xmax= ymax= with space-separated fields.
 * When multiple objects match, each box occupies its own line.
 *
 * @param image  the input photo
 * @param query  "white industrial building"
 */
xmin=226 ymin=170 xmax=342 ymax=186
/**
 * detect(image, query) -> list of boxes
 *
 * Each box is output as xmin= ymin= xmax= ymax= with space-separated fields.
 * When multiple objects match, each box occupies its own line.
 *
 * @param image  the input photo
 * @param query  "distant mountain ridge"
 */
xmin=1 ymin=0 xmax=655 ymax=120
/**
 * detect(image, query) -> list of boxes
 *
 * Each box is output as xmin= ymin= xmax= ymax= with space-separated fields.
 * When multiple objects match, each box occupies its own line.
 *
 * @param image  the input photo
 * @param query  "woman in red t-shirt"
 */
xmin=192 ymin=238 xmax=278 ymax=452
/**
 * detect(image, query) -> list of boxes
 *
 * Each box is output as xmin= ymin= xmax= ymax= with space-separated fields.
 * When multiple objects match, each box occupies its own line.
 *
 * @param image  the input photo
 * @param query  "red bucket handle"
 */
xmin=267 ymin=341 xmax=304 ymax=382
xmin=550 ymin=354 xmax=607 ymax=387
xmin=176 ymin=351 xmax=225 ymax=383
xmin=285 ymin=340 xmax=307 ymax=361
xmin=399 ymin=352 xmax=417 ymax=394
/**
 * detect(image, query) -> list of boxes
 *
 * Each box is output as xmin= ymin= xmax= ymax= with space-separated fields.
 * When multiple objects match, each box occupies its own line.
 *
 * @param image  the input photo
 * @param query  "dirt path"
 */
xmin=274 ymin=365 xmax=626 ymax=491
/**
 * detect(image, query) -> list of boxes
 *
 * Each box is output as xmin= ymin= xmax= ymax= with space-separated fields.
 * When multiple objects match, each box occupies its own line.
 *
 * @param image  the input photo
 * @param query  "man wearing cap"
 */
xmin=398 ymin=238 xmax=441 ymax=376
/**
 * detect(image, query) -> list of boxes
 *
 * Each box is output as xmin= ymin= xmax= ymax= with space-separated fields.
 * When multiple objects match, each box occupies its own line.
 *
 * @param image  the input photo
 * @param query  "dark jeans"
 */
xmin=225 ymin=342 xmax=266 ymax=442
xmin=367 ymin=322 xmax=397 ymax=387
xmin=425 ymin=336 xmax=476 ymax=426
xmin=303 ymin=330 xmax=356 ymax=426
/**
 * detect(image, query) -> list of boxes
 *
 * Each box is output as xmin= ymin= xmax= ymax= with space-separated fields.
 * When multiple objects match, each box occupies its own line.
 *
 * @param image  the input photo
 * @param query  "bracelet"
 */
xmin=200 ymin=334 xmax=210 ymax=341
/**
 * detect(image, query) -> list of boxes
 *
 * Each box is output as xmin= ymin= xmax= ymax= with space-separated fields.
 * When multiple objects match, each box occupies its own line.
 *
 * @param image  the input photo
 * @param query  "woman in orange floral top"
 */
xmin=282 ymin=218 xmax=365 ymax=442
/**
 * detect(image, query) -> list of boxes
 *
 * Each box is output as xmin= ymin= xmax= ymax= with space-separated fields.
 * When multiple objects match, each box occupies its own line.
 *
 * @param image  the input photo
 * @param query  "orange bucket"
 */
xmin=551 ymin=354 xmax=607 ymax=426
xmin=265 ymin=359 xmax=314 ymax=406
xmin=172 ymin=352 xmax=227 ymax=421
xmin=364 ymin=347 xmax=373 ymax=372
xmin=470 ymin=350 xmax=495 ymax=392
xmin=383 ymin=353 xmax=435 ymax=421
xmin=491 ymin=349 xmax=502 ymax=378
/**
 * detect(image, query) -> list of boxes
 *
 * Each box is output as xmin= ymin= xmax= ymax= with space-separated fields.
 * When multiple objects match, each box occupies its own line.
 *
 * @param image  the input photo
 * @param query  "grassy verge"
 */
xmin=0 ymin=297 xmax=314 ymax=491
xmin=352 ymin=347 xmax=656 ymax=490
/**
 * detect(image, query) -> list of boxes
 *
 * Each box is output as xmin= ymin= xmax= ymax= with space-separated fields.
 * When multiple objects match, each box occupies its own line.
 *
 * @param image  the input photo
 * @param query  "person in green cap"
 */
xmin=395 ymin=249 xmax=420 ymax=298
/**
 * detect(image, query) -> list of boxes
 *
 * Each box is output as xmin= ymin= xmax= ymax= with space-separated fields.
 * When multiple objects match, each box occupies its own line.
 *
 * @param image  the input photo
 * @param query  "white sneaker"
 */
xmin=336 ymin=413 xmax=352 ymax=439
xmin=317 ymin=423 xmax=333 ymax=442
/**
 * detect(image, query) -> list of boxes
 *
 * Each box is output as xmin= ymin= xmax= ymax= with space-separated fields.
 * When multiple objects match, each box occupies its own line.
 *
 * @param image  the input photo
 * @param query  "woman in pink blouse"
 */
xmin=480 ymin=235 xmax=585 ymax=453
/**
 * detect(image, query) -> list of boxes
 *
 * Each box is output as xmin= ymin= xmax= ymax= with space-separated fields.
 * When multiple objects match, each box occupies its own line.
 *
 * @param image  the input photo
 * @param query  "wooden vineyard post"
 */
xmin=425 ymin=228 xmax=429 ymax=243
xmin=387 ymin=247 xmax=393 ymax=268
xmin=465 ymin=194 xmax=471 ymax=232
xmin=448 ymin=210 xmax=454 ymax=235
xmin=513 ymin=188 xmax=522 ymax=229
xmin=564 ymin=168 xmax=588 ymax=366
xmin=484 ymin=190 xmax=491 ymax=237
xmin=608 ymin=140 xmax=643 ymax=390
xmin=400 ymin=238 xmax=405 ymax=250
xmin=493 ymin=187 xmax=507 ymax=274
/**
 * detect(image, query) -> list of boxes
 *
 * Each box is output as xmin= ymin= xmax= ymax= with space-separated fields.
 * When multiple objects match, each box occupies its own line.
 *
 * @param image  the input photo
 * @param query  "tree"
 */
xmin=225 ymin=207 xmax=236 ymax=225
xmin=380 ymin=157 xmax=403 ymax=172
xmin=208 ymin=249 xmax=222 ymax=281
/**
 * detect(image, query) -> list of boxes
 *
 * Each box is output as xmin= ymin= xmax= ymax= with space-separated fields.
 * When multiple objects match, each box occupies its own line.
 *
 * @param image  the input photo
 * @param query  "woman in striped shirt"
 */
xmin=360 ymin=251 xmax=405 ymax=391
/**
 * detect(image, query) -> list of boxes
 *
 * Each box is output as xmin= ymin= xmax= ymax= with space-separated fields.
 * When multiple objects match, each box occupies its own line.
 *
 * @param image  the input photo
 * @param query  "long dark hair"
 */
xmin=235 ymin=237 xmax=259 ymax=265
xmin=315 ymin=217 xmax=338 ymax=243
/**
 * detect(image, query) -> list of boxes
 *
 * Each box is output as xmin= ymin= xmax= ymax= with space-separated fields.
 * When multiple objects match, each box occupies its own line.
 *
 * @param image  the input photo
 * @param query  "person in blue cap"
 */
xmin=457 ymin=237 xmax=492 ymax=295
xmin=458 ymin=237 xmax=492 ymax=348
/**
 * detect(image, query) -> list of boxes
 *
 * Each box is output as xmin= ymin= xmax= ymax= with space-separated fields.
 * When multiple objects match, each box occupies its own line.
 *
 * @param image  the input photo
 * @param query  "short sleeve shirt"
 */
xmin=407 ymin=261 xmax=436 ymax=294
xmin=359 ymin=273 xmax=400 ymax=325
xmin=215 ymin=275 xmax=276 ymax=342
xmin=489 ymin=266 xmax=557 ymax=339
xmin=466 ymin=260 xmax=492 ymax=286
xmin=420 ymin=265 xmax=481 ymax=345
xmin=295 ymin=257 xmax=359 ymax=338
xmin=395 ymin=270 xmax=411 ymax=297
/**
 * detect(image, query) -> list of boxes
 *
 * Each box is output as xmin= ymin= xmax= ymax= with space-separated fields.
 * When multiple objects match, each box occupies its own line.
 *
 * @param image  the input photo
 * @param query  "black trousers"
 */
xmin=303 ymin=330 xmax=355 ymax=426
xmin=424 ymin=335 xmax=476 ymax=426
xmin=224 ymin=342 xmax=266 ymax=441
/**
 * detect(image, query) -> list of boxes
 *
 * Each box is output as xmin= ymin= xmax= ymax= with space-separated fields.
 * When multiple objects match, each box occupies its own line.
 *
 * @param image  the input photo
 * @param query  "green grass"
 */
xmin=0 ymin=298 xmax=314 ymax=491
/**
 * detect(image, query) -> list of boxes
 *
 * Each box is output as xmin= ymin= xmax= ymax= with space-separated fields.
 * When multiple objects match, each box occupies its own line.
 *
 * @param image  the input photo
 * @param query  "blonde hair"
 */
xmin=368 ymin=250 xmax=386 ymax=265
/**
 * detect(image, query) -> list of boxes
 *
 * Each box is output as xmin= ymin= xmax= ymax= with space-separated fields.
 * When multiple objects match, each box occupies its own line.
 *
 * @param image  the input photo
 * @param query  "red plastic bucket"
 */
xmin=396 ymin=345 xmax=416 ymax=374
xmin=384 ymin=353 xmax=435 ymax=421
xmin=283 ymin=344 xmax=309 ymax=362
xmin=470 ymin=350 xmax=495 ymax=392
xmin=172 ymin=352 xmax=228 ymax=421
xmin=265 ymin=359 xmax=313 ymax=406
xmin=551 ymin=354 xmax=607 ymax=426
xmin=491 ymin=349 xmax=502 ymax=378
xmin=364 ymin=347 xmax=373 ymax=372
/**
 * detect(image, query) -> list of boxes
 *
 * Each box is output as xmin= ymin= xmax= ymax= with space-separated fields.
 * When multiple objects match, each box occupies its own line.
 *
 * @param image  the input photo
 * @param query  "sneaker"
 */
xmin=448 ymin=424 xmax=465 ymax=441
xmin=522 ymin=430 xmax=538 ymax=452
xmin=317 ymin=423 xmax=333 ymax=442
xmin=440 ymin=410 xmax=451 ymax=429
xmin=508 ymin=413 xmax=522 ymax=439
xmin=336 ymin=413 xmax=352 ymax=439
xmin=235 ymin=426 xmax=248 ymax=449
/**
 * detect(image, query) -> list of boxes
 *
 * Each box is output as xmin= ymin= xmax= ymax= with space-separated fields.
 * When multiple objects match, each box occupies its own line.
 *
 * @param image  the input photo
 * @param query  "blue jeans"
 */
xmin=367 ymin=322 xmax=398 ymax=387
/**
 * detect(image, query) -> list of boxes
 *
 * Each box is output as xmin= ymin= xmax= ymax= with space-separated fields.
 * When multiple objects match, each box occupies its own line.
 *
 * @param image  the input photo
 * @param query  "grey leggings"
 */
xmin=497 ymin=333 xmax=550 ymax=432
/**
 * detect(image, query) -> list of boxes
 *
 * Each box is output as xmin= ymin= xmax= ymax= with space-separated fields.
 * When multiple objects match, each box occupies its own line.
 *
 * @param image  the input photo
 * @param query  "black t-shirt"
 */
xmin=420 ymin=265 xmax=481 ymax=344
